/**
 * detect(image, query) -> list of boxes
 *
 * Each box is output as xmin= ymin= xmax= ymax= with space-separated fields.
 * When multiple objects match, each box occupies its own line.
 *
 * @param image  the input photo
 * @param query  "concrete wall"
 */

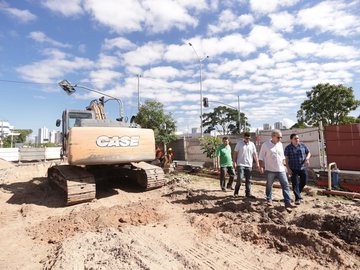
xmin=259 ymin=128 xmax=322 ymax=168
xmin=170 ymin=128 xmax=323 ymax=169
xmin=169 ymin=135 xmax=242 ymax=164
xmin=0 ymin=147 xmax=61 ymax=162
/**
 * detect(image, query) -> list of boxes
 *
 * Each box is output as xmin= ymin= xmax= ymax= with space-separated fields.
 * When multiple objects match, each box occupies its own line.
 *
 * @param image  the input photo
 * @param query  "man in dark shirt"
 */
xmin=284 ymin=133 xmax=311 ymax=205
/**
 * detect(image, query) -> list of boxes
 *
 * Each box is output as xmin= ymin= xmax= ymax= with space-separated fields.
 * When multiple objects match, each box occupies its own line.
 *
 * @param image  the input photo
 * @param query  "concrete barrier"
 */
xmin=0 ymin=148 xmax=19 ymax=161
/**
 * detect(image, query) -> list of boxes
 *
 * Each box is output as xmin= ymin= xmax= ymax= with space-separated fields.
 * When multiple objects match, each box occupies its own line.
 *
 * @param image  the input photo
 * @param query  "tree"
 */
xmin=202 ymin=106 xmax=250 ymax=135
xmin=199 ymin=136 xmax=221 ymax=168
xmin=199 ymin=136 xmax=221 ymax=159
xmin=297 ymin=83 xmax=360 ymax=126
xmin=290 ymin=122 xmax=308 ymax=129
xmin=135 ymin=100 xmax=177 ymax=146
xmin=2 ymin=129 xmax=32 ymax=147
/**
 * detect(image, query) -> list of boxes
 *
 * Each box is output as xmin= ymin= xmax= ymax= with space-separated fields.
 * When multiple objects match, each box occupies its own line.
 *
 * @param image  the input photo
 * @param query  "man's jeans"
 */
xmin=220 ymin=166 xmax=235 ymax=189
xmin=234 ymin=166 xmax=252 ymax=195
xmin=290 ymin=169 xmax=307 ymax=201
xmin=265 ymin=171 xmax=292 ymax=205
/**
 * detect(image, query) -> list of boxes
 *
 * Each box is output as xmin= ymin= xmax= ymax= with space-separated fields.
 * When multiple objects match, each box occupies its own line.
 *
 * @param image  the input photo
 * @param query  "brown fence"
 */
xmin=324 ymin=124 xmax=360 ymax=171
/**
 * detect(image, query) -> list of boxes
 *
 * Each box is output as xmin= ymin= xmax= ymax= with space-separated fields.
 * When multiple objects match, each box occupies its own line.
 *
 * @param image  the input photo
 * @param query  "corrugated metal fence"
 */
xmin=325 ymin=124 xmax=360 ymax=171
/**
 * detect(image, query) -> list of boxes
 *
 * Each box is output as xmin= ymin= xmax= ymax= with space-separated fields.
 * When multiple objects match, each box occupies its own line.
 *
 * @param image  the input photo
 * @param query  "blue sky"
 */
xmin=1 ymin=0 xmax=360 ymax=137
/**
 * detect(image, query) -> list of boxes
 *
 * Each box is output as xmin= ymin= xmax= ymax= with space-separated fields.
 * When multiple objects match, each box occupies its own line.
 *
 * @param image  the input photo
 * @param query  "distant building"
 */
xmin=191 ymin=127 xmax=198 ymax=135
xmin=38 ymin=127 xmax=49 ymax=144
xmin=49 ymin=130 xmax=58 ymax=144
xmin=55 ymin=131 xmax=62 ymax=144
xmin=263 ymin=123 xmax=271 ymax=131
xmin=0 ymin=120 xmax=16 ymax=147
xmin=0 ymin=120 xmax=14 ymax=137
xmin=274 ymin=121 xmax=284 ymax=130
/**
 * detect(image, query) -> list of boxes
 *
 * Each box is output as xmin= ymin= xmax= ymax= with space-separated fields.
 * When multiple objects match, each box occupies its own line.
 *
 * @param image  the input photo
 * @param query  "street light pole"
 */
xmin=189 ymin=42 xmax=208 ymax=137
xmin=238 ymin=95 xmax=241 ymax=134
xmin=137 ymin=74 xmax=141 ymax=111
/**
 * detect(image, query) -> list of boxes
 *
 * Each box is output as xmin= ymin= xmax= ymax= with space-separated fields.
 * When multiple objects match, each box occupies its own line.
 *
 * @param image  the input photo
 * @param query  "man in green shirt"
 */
xmin=216 ymin=137 xmax=235 ymax=191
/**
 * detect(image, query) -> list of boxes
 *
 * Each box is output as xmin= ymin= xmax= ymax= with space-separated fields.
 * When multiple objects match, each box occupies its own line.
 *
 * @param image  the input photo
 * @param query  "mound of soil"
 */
xmin=0 ymin=159 xmax=15 ymax=169
xmin=174 ymin=188 xmax=360 ymax=269
xmin=30 ymin=200 xmax=164 ymax=244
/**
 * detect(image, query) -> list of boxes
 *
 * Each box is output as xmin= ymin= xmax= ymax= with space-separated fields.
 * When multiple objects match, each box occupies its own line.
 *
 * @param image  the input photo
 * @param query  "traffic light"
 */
xmin=203 ymin=97 xmax=209 ymax=107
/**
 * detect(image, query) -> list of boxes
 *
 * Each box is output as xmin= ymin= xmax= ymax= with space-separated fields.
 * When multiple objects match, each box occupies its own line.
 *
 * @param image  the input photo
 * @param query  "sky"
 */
xmin=1 ymin=0 xmax=360 ymax=138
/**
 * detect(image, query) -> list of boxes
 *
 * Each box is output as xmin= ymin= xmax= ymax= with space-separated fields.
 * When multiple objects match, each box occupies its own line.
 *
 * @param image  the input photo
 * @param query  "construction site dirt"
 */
xmin=0 ymin=160 xmax=359 ymax=270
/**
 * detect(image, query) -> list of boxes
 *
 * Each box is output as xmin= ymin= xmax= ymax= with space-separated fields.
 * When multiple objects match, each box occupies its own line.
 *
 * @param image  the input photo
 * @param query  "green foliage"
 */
xmin=199 ymin=136 xmax=221 ymax=159
xmin=298 ymin=83 xmax=360 ymax=127
xmin=202 ymin=106 xmax=250 ymax=135
xmin=290 ymin=122 xmax=308 ymax=129
xmin=2 ymin=129 xmax=32 ymax=148
xmin=135 ymin=100 xmax=177 ymax=145
xmin=340 ymin=115 xmax=360 ymax=124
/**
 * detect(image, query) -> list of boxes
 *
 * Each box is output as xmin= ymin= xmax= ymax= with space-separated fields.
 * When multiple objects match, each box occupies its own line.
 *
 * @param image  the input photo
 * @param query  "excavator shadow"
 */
xmin=96 ymin=177 xmax=149 ymax=196
xmin=1 ymin=177 xmax=147 ymax=208
xmin=1 ymin=177 xmax=65 ymax=208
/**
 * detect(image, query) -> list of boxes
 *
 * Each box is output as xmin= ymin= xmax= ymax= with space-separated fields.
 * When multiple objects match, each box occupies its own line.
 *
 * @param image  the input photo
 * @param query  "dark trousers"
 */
xmin=290 ymin=169 xmax=308 ymax=201
xmin=220 ymin=166 xmax=235 ymax=189
xmin=234 ymin=166 xmax=252 ymax=195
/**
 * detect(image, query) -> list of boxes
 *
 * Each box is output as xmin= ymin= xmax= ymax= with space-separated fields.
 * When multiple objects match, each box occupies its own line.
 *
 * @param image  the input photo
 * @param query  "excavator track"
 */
xmin=48 ymin=165 xmax=96 ymax=206
xmin=130 ymin=162 xmax=167 ymax=190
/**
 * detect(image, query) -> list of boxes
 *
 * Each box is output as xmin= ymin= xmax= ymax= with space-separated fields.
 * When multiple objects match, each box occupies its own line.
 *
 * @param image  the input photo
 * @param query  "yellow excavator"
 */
xmin=48 ymin=80 xmax=166 ymax=205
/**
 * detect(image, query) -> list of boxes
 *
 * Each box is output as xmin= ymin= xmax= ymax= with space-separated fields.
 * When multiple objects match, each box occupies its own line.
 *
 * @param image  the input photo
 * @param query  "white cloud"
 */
xmin=282 ymin=118 xmax=295 ymax=128
xmin=272 ymin=49 xmax=296 ymax=62
xmin=89 ymin=69 xmax=122 ymax=89
xmin=247 ymin=25 xmax=288 ymax=51
xmin=269 ymin=11 xmax=295 ymax=32
xmin=97 ymin=54 xmax=120 ymax=69
xmin=207 ymin=9 xmax=254 ymax=35
xmin=142 ymin=0 xmax=198 ymax=33
xmin=41 ymin=0 xmax=83 ymax=16
xmin=290 ymin=38 xmax=360 ymax=60
xmin=143 ymin=66 xmax=184 ymax=79
xmin=250 ymin=0 xmax=300 ymax=15
xmin=84 ymin=0 xmax=145 ymax=33
xmin=83 ymin=0 xmax=206 ymax=34
xmin=28 ymin=31 xmax=71 ymax=48
xmin=16 ymin=49 xmax=94 ymax=83
xmin=122 ymin=42 xmax=165 ymax=68
xmin=0 ymin=2 xmax=36 ymax=23
xmin=102 ymin=37 xmax=136 ymax=51
xmin=297 ymin=1 xmax=360 ymax=36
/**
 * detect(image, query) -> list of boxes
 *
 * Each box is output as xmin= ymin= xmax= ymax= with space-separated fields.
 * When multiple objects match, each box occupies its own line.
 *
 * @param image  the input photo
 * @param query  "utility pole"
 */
xmin=188 ymin=43 xmax=209 ymax=137
xmin=137 ymin=74 xmax=141 ymax=111
xmin=237 ymin=95 xmax=241 ymax=134
xmin=0 ymin=120 xmax=3 ymax=148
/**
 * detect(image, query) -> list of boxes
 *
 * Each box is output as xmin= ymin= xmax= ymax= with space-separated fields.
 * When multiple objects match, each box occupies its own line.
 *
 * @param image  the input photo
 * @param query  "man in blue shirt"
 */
xmin=284 ymin=133 xmax=311 ymax=205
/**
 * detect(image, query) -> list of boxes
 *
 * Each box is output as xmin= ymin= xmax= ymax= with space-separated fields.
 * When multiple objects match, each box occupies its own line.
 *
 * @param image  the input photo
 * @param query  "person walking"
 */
xmin=233 ymin=132 xmax=260 ymax=198
xmin=259 ymin=130 xmax=296 ymax=210
xmin=216 ymin=137 xmax=235 ymax=191
xmin=284 ymin=133 xmax=311 ymax=205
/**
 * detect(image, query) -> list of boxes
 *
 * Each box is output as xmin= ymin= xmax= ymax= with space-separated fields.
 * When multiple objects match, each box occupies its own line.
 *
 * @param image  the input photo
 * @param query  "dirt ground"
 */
xmin=0 ymin=160 xmax=359 ymax=270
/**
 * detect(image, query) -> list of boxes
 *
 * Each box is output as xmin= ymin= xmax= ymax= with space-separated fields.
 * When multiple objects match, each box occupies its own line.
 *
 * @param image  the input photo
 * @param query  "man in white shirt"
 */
xmin=233 ymin=132 xmax=260 ymax=198
xmin=259 ymin=130 xmax=296 ymax=209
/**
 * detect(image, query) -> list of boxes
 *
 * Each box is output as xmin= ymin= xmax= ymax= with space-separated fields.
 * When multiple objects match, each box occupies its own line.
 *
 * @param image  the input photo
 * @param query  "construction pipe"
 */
xmin=321 ymin=189 xmax=360 ymax=199
xmin=328 ymin=162 xmax=337 ymax=191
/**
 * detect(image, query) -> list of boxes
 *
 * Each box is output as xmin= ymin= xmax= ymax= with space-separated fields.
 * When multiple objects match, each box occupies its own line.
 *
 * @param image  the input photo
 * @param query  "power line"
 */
xmin=0 ymin=79 xmax=55 ymax=85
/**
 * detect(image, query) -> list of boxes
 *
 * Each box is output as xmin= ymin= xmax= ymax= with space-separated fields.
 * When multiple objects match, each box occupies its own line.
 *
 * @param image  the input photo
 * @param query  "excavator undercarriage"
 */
xmin=48 ymin=162 xmax=166 ymax=205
